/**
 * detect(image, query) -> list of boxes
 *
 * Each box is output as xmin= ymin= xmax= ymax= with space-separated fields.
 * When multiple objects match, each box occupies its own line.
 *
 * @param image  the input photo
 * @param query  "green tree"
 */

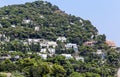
xmin=51 ymin=64 xmax=66 ymax=77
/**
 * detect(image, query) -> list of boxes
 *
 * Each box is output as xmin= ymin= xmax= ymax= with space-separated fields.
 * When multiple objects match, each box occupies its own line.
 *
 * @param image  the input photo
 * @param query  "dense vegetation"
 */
xmin=0 ymin=1 xmax=119 ymax=77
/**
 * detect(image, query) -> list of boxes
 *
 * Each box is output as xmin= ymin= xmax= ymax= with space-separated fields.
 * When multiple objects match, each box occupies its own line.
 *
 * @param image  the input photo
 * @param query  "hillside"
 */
xmin=0 ymin=1 xmax=119 ymax=77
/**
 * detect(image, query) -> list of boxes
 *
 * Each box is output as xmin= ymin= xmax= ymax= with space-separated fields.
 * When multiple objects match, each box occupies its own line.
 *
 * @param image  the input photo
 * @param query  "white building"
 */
xmin=39 ymin=15 xmax=44 ymax=18
xmin=11 ymin=25 xmax=16 ymax=28
xmin=35 ymin=26 xmax=40 ymax=31
xmin=14 ymin=55 xmax=20 ymax=59
xmin=61 ymin=54 xmax=73 ymax=59
xmin=117 ymin=68 xmax=120 ymax=77
xmin=79 ymin=19 xmax=83 ymax=23
xmin=0 ymin=54 xmax=11 ymax=60
xmin=39 ymin=40 xmax=57 ymax=48
xmin=65 ymin=43 xmax=78 ymax=52
xmin=95 ymin=50 xmax=106 ymax=59
xmin=27 ymin=52 xmax=32 ymax=54
xmin=65 ymin=43 xmax=77 ymax=49
xmin=75 ymin=56 xmax=84 ymax=62
xmin=9 ymin=51 xmax=16 ymax=53
xmin=27 ymin=39 xmax=41 ymax=44
xmin=2 ymin=16 xmax=8 ymax=19
xmin=23 ymin=19 xmax=31 ymax=24
xmin=38 ymin=53 xmax=47 ymax=59
xmin=96 ymin=50 xmax=103 ymax=55
xmin=83 ymin=40 xmax=97 ymax=46
xmin=40 ymin=43 xmax=48 ymax=48
xmin=48 ymin=41 xmax=57 ymax=48
xmin=48 ymin=48 xmax=55 ymax=54
xmin=57 ymin=37 xmax=67 ymax=42
xmin=40 ymin=48 xmax=55 ymax=54
xmin=40 ymin=48 xmax=47 ymax=53
xmin=23 ymin=41 xmax=28 ymax=45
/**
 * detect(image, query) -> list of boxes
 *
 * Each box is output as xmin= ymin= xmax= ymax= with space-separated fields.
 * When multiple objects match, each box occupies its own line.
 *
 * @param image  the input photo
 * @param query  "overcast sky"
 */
xmin=0 ymin=0 xmax=120 ymax=46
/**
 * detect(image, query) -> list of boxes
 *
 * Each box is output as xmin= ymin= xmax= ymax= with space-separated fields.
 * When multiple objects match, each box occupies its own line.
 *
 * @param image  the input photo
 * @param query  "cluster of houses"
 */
xmin=0 ymin=36 xmax=85 ymax=62
xmin=0 ymin=18 xmax=117 ymax=62
xmin=24 ymin=37 xmax=81 ymax=60
xmin=0 ymin=52 xmax=20 ymax=61
xmin=0 ymin=34 xmax=117 ymax=62
xmin=0 ymin=17 xmax=84 ymax=62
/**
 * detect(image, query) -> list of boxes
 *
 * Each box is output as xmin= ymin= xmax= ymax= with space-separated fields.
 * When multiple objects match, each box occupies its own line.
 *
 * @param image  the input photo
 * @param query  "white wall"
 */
xmin=117 ymin=68 xmax=120 ymax=77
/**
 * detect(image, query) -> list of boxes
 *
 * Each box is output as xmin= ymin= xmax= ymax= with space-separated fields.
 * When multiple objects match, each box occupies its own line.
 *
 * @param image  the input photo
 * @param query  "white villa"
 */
xmin=61 ymin=54 xmax=73 ymax=59
xmin=35 ymin=26 xmax=40 ymax=31
xmin=40 ymin=40 xmax=57 ymax=48
xmin=37 ymin=53 xmax=47 ymax=59
xmin=96 ymin=50 xmax=103 ymax=55
xmin=47 ymin=41 xmax=57 ymax=48
xmin=27 ymin=52 xmax=32 ymax=54
xmin=57 ymin=36 xmax=67 ymax=42
xmin=65 ymin=43 xmax=78 ymax=52
xmin=39 ymin=15 xmax=44 ymax=18
xmin=27 ymin=39 xmax=41 ymax=44
xmin=11 ymin=25 xmax=16 ymax=28
xmin=40 ymin=48 xmax=55 ymax=54
xmin=40 ymin=48 xmax=47 ymax=53
xmin=79 ymin=19 xmax=83 ymax=23
xmin=0 ymin=54 xmax=11 ymax=60
xmin=75 ymin=56 xmax=84 ymax=62
xmin=48 ymin=48 xmax=55 ymax=54
xmin=14 ymin=55 xmax=20 ymax=59
xmin=83 ymin=40 xmax=97 ymax=46
xmin=23 ymin=19 xmax=31 ymax=24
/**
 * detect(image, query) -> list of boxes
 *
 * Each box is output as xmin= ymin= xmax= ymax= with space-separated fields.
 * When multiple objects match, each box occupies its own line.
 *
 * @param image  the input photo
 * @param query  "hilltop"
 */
xmin=0 ymin=1 xmax=101 ymax=43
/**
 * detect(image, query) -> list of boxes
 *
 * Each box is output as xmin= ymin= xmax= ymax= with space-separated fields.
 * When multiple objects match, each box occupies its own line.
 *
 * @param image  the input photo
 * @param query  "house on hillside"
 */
xmin=15 ymin=55 xmax=20 ymax=59
xmin=35 ymin=26 xmax=40 ymax=31
xmin=39 ymin=15 xmax=44 ymax=18
xmin=105 ymin=40 xmax=116 ymax=48
xmin=75 ymin=56 xmax=84 ymax=62
xmin=57 ymin=36 xmax=67 ymax=42
xmin=40 ymin=48 xmax=47 ymax=53
xmin=11 ymin=25 xmax=16 ymax=28
xmin=83 ymin=40 xmax=97 ymax=46
xmin=27 ymin=39 xmax=41 ymax=45
xmin=47 ymin=41 xmax=57 ymax=48
xmin=96 ymin=50 xmax=103 ymax=55
xmin=65 ymin=43 xmax=78 ymax=52
xmin=39 ymin=39 xmax=57 ymax=48
xmin=0 ymin=54 xmax=11 ymax=60
xmin=79 ymin=19 xmax=83 ymax=23
xmin=22 ymin=19 xmax=31 ymax=24
xmin=27 ymin=52 xmax=32 ymax=54
xmin=40 ymin=48 xmax=55 ymax=54
xmin=40 ymin=42 xmax=48 ymax=48
xmin=2 ymin=16 xmax=9 ymax=19
xmin=61 ymin=54 xmax=73 ymax=59
xmin=23 ymin=41 xmax=28 ymax=45
xmin=48 ymin=48 xmax=55 ymax=54
xmin=9 ymin=51 xmax=16 ymax=53
xmin=37 ymin=53 xmax=47 ymax=59
xmin=94 ymin=50 xmax=106 ymax=59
